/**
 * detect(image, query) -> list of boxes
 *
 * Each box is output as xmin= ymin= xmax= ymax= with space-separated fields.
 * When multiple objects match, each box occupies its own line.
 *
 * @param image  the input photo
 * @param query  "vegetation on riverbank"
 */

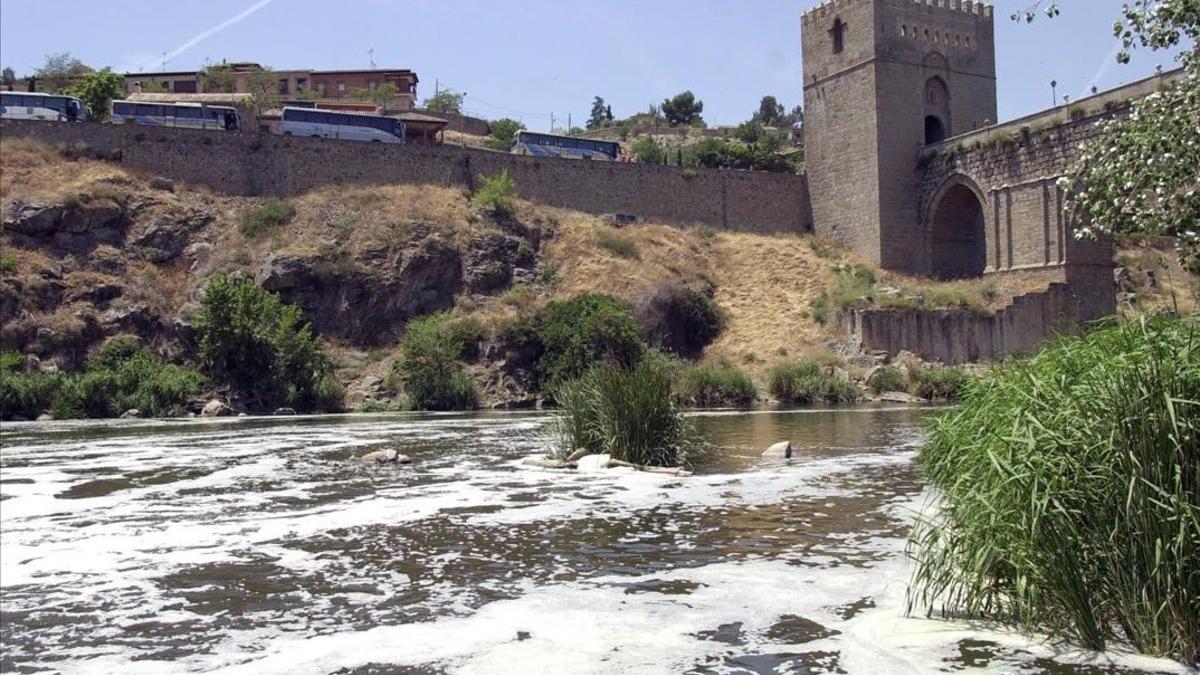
xmin=767 ymin=360 xmax=860 ymax=405
xmin=908 ymin=315 xmax=1199 ymax=664
xmin=0 ymin=336 xmax=202 ymax=419
xmin=394 ymin=313 xmax=479 ymax=411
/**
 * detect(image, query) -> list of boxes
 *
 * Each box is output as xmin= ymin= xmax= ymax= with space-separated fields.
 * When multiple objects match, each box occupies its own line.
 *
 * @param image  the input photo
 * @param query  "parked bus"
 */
xmin=279 ymin=107 xmax=406 ymax=143
xmin=511 ymin=131 xmax=619 ymax=160
xmin=0 ymin=92 xmax=89 ymax=122
xmin=110 ymin=100 xmax=245 ymax=131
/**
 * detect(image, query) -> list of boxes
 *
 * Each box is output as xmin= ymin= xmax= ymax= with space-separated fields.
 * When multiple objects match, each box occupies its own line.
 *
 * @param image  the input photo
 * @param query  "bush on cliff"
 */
xmin=908 ymin=316 xmax=1200 ymax=663
xmin=395 ymin=313 xmax=478 ymax=411
xmin=632 ymin=283 xmax=724 ymax=359
xmin=767 ymin=360 xmax=860 ymax=405
xmin=533 ymin=293 xmax=645 ymax=391
xmin=675 ymin=363 xmax=757 ymax=407
xmin=194 ymin=273 xmax=340 ymax=412
xmin=473 ymin=170 xmax=518 ymax=216
xmin=240 ymin=199 xmax=296 ymax=238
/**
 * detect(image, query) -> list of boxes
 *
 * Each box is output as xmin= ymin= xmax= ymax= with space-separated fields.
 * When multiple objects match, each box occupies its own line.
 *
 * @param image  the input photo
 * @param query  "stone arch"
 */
xmin=923 ymin=75 xmax=950 ymax=144
xmin=927 ymin=175 xmax=988 ymax=279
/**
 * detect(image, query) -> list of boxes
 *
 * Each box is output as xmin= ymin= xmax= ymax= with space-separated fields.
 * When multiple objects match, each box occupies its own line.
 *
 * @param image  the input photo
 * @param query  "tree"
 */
xmin=34 ymin=52 xmax=90 ymax=93
xmin=371 ymin=83 xmax=397 ymax=108
xmin=588 ymin=96 xmax=609 ymax=129
xmin=606 ymin=104 xmax=613 ymax=121
xmin=753 ymin=95 xmax=786 ymax=126
xmin=65 ymin=69 xmax=126 ymax=121
xmin=485 ymin=117 xmax=525 ymax=151
xmin=200 ymin=64 xmax=236 ymax=93
xmin=194 ymin=273 xmax=338 ymax=411
xmin=630 ymin=136 xmax=666 ymax=164
xmin=1024 ymin=0 xmax=1200 ymax=266
xmin=243 ymin=68 xmax=281 ymax=122
xmin=423 ymin=89 xmax=463 ymax=114
xmin=1 ymin=67 xmax=15 ymax=87
xmin=661 ymin=90 xmax=703 ymax=126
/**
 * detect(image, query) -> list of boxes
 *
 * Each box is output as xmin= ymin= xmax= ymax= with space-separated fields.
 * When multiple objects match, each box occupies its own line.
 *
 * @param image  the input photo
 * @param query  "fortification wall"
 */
xmin=842 ymin=269 xmax=1112 ymax=364
xmin=0 ymin=119 xmax=812 ymax=234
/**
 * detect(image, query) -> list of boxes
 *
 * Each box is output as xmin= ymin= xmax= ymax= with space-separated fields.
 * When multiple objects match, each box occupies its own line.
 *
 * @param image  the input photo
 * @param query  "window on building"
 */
xmin=296 ymin=77 xmax=308 ymax=91
xmin=901 ymin=24 xmax=907 ymax=37
xmin=831 ymin=18 xmax=845 ymax=54
xmin=278 ymin=79 xmax=289 ymax=94
xmin=965 ymin=36 xmax=972 ymax=48
xmin=368 ymin=80 xmax=377 ymax=90
xmin=924 ymin=28 xmax=930 ymax=40
xmin=316 ymin=82 xmax=326 ymax=96
xmin=337 ymin=81 xmax=346 ymax=94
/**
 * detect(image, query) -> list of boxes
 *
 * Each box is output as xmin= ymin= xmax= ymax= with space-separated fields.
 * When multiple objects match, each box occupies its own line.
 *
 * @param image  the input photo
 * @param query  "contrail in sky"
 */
xmin=1081 ymin=37 xmax=1124 ymax=98
xmin=143 ymin=0 xmax=274 ymax=71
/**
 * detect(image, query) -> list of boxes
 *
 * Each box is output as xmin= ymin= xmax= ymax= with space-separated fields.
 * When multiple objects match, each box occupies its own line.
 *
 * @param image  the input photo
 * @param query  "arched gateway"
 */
xmin=927 ymin=178 xmax=988 ymax=279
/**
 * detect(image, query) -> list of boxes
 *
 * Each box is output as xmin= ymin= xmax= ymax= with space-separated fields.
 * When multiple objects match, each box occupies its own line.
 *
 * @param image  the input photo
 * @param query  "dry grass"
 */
xmin=0 ymin=138 xmax=129 ymax=204
xmin=705 ymin=231 xmax=832 ymax=375
xmin=1116 ymin=239 xmax=1199 ymax=317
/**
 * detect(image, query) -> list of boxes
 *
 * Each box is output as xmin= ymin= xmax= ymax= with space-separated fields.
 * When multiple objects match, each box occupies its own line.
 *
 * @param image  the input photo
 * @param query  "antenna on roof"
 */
xmin=368 ymin=48 xmax=375 ymax=69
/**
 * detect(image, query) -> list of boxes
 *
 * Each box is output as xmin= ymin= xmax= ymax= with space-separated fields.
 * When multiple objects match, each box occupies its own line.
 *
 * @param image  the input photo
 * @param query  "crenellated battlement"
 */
xmin=802 ymin=0 xmax=993 ymax=25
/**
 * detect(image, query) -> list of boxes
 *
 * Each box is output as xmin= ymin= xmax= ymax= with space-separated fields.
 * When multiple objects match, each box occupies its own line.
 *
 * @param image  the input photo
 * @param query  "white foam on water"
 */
xmin=2 ymin=412 xmax=1190 ymax=675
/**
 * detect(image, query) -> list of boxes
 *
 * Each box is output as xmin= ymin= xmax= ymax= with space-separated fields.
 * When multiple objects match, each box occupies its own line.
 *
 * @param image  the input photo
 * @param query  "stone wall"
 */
xmin=0 ymin=119 xmax=812 ymax=234
xmin=841 ymin=263 xmax=1113 ymax=364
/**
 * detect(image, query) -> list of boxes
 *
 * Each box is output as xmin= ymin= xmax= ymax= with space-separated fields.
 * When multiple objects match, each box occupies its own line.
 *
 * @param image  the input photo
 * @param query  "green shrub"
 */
xmin=676 ymin=364 xmax=757 ymax=407
xmin=909 ymin=364 xmax=970 ymax=400
xmin=767 ymin=360 xmax=860 ymax=405
xmin=194 ymin=273 xmax=338 ymax=412
xmin=596 ymin=230 xmax=640 ymax=260
xmin=552 ymin=359 xmax=700 ymax=467
xmin=396 ymin=313 xmax=478 ymax=411
xmin=0 ymin=252 xmax=17 ymax=275
xmin=830 ymin=264 xmax=877 ymax=311
xmin=534 ymin=293 xmax=645 ymax=390
xmin=908 ymin=316 xmax=1200 ymax=662
xmin=240 ymin=199 xmax=296 ymax=238
xmin=809 ymin=295 xmax=829 ymax=325
xmin=867 ymin=365 xmax=908 ymax=394
xmin=0 ymin=338 xmax=203 ymax=420
xmin=0 ymin=369 xmax=68 ymax=419
xmin=474 ymin=169 xmax=518 ymax=215
xmin=632 ymin=283 xmax=724 ymax=359
xmin=630 ymin=136 xmax=666 ymax=164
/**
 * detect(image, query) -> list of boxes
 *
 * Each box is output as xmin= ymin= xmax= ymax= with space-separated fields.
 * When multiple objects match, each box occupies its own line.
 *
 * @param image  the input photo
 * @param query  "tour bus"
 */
xmin=110 ymin=100 xmax=245 ymax=131
xmin=511 ymin=130 xmax=619 ymax=160
xmin=0 ymin=91 xmax=89 ymax=122
xmin=279 ymin=106 xmax=406 ymax=143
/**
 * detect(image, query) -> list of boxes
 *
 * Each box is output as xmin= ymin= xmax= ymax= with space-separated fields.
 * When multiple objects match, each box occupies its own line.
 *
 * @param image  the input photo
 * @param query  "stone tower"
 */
xmin=801 ymin=0 xmax=997 ymax=274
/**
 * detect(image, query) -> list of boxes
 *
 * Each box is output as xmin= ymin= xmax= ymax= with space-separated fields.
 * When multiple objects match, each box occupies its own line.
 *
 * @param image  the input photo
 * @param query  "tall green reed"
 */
xmin=908 ymin=315 xmax=1199 ymax=665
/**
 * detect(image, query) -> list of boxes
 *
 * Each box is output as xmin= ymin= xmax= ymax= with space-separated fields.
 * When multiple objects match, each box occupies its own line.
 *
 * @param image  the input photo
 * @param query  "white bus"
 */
xmin=0 ymin=91 xmax=89 ymax=122
xmin=110 ymin=100 xmax=245 ymax=131
xmin=280 ymin=107 xmax=406 ymax=143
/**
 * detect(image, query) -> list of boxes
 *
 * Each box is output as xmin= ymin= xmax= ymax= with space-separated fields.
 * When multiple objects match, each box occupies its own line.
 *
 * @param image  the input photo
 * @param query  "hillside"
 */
xmin=4 ymin=137 xmax=1182 ymax=410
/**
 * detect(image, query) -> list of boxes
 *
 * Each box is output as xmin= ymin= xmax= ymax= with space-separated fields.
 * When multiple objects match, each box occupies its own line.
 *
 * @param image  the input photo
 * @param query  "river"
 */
xmin=0 ymin=408 xmax=1190 ymax=674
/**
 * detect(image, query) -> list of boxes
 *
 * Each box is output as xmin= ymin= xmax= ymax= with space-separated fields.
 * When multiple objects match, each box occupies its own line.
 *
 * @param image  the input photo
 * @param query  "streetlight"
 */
xmin=1050 ymin=80 xmax=1058 ymax=107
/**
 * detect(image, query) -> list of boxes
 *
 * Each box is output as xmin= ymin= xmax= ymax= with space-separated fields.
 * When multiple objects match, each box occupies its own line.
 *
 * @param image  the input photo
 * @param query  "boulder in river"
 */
xmin=200 ymin=399 xmax=233 ymax=417
xmin=762 ymin=441 xmax=793 ymax=459
xmin=274 ymin=407 xmax=297 ymax=415
xmin=120 ymin=409 xmax=142 ymax=419
xmin=576 ymin=454 xmax=613 ymax=472
xmin=362 ymin=448 xmax=412 ymax=465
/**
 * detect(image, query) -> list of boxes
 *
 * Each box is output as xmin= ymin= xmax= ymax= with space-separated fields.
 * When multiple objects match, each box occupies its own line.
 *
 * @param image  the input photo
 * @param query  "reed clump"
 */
xmin=908 ymin=316 xmax=1200 ymax=665
xmin=552 ymin=359 xmax=702 ymax=467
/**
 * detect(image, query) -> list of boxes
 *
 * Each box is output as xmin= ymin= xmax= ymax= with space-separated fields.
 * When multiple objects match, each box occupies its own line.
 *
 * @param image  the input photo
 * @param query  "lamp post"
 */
xmin=1050 ymin=80 xmax=1058 ymax=107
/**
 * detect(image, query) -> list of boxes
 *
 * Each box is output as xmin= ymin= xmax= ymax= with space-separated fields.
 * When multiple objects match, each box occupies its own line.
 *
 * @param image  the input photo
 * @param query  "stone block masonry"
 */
xmin=0 ymin=120 xmax=812 ymax=235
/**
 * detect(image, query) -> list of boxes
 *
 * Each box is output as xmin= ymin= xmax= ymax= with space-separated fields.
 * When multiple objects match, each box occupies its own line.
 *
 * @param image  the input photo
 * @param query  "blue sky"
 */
xmin=0 ymin=1 xmax=1189 ymax=130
